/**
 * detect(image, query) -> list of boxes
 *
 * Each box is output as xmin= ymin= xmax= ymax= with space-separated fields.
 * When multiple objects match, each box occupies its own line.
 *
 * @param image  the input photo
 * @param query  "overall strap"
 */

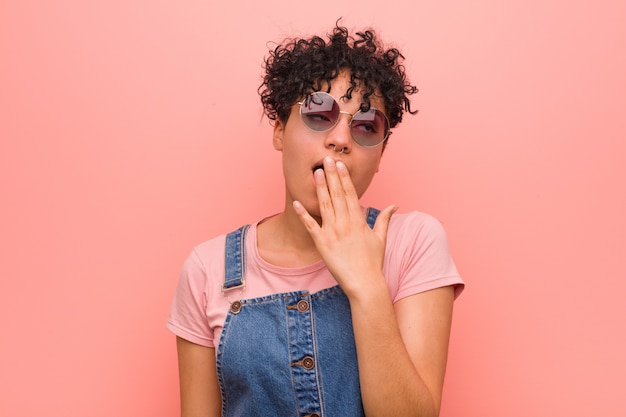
xmin=366 ymin=207 xmax=380 ymax=229
xmin=222 ymin=224 xmax=250 ymax=292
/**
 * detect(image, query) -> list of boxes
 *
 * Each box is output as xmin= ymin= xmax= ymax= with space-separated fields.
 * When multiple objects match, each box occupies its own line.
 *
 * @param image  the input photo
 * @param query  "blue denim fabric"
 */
xmin=216 ymin=208 xmax=379 ymax=416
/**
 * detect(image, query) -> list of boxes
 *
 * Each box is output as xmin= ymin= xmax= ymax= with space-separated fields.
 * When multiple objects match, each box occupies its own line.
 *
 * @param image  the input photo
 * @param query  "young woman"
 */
xmin=167 ymin=23 xmax=464 ymax=417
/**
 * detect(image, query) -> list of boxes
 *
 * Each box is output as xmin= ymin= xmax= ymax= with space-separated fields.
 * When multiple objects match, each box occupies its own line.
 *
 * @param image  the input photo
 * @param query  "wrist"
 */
xmin=342 ymin=272 xmax=390 ymax=306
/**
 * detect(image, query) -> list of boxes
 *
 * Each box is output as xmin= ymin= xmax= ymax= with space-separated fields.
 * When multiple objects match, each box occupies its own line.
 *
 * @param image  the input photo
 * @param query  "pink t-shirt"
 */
xmin=167 ymin=211 xmax=464 ymax=348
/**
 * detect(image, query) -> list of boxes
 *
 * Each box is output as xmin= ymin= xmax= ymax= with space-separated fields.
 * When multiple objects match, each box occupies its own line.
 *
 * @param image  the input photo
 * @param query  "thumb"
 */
xmin=373 ymin=204 xmax=398 ymax=240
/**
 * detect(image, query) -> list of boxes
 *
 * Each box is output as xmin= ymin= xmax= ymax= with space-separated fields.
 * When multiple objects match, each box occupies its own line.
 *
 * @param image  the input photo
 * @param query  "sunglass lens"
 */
xmin=300 ymin=93 xmax=339 ymax=131
xmin=351 ymin=109 xmax=389 ymax=147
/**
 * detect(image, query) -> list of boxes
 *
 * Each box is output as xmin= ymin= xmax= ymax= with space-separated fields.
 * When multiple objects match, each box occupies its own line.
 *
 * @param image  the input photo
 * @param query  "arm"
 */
xmin=176 ymin=337 xmax=222 ymax=417
xmin=350 ymin=285 xmax=455 ymax=416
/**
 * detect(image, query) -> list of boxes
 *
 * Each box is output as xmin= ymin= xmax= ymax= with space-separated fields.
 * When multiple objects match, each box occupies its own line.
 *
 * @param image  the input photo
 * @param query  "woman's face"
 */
xmin=273 ymin=70 xmax=387 ymax=218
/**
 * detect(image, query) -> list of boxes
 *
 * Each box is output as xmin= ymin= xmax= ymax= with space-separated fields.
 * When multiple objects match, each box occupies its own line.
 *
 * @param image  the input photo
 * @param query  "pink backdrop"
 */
xmin=1 ymin=1 xmax=625 ymax=416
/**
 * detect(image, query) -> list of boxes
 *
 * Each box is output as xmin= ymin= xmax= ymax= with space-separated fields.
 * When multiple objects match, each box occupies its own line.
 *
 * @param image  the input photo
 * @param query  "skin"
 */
xmin=176 ymin=71 xmax=456 ymax=417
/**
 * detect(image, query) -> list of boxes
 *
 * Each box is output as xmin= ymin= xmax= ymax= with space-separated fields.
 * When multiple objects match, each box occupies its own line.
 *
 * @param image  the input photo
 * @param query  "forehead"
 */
xmin=318 ymin=75 xmax=385 ymax=112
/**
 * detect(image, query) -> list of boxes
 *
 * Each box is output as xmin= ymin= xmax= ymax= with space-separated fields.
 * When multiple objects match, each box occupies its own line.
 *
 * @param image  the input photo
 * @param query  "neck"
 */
xmin=256 ymin=202 xmax=321 ymax=267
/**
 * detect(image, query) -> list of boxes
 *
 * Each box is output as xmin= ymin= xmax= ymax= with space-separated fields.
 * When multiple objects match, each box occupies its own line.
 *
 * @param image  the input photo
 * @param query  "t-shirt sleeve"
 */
xmin=388 ymin=212 xmax=464 ymax=303
xmin=166 ymin=249 xmax=215 ymax=347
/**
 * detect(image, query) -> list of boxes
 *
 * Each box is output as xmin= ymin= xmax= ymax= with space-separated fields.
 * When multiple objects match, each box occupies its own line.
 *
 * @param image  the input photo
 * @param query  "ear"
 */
xmin=273 ymin=119 xmax=285 ymax=151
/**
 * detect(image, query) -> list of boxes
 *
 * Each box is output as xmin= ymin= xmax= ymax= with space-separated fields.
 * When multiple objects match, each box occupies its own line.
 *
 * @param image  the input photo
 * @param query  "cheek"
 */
xmin=352 ymin=165 xmax=380 ymax=198
xmin=283 ymin=121 xmax=318 ymax=152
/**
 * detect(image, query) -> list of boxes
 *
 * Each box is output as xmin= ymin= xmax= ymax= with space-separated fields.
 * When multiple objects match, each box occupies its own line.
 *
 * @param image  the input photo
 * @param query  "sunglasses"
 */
xmin=298 ymin=91 xmax=390 ymax=147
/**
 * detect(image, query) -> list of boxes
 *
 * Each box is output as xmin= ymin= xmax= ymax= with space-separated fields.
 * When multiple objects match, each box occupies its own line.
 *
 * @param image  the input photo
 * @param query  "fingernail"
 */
xmin=324 ymin=156 xmax=334 ymax=166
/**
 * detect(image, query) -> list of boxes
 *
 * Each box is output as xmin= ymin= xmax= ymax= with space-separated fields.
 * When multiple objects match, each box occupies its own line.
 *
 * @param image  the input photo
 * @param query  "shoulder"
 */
xmin=181 ymin=222 xmax=254 ymax=284
xmin=182 ymin=234 xmax=228 ymax=276
xmin=387 ymin=210 xmax=450 ymax=247
xmin=190 ymin=233 xmax=228 ymax=263
xmin=383 ymin=210 xmax=464 ymax=300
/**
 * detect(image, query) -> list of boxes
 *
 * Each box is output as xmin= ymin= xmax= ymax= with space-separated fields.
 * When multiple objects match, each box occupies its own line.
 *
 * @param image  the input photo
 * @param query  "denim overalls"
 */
xmin=216 ymin=208 xmax=380 ymax=417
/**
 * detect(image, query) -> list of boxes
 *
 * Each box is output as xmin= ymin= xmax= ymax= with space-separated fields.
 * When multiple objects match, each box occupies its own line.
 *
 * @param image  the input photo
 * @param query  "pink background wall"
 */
xmin=1 ymin=1 xmax=625 ymax=416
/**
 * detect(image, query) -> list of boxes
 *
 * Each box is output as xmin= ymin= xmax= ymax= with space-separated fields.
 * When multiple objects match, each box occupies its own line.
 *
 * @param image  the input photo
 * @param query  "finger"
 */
xmin=314 ymin=168 xmax=336 ymax=224
xmin=335 ymin=160 xmax=362 ymax=216
xmin=322 ymin=157 xmax=349 ymax=219
xmin=373 ymin=204 xmax=399 ymax=241
xmin=292 ymin=200 xmax=322 ymax=235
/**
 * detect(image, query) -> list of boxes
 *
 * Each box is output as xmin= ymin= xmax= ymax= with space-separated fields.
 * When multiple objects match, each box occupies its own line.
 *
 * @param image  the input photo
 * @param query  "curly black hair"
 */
xmin=259 ymin=23 xmax=418 ymax=135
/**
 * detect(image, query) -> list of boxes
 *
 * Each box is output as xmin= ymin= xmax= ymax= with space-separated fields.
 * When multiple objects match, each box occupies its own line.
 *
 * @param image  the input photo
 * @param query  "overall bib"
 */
xmin=216 ymin=208 xmax=380 ymax=417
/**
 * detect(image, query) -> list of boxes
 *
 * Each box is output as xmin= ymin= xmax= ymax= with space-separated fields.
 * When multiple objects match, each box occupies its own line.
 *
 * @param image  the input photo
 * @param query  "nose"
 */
xmin=323 ymin=112 xmax=353 ymax=154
